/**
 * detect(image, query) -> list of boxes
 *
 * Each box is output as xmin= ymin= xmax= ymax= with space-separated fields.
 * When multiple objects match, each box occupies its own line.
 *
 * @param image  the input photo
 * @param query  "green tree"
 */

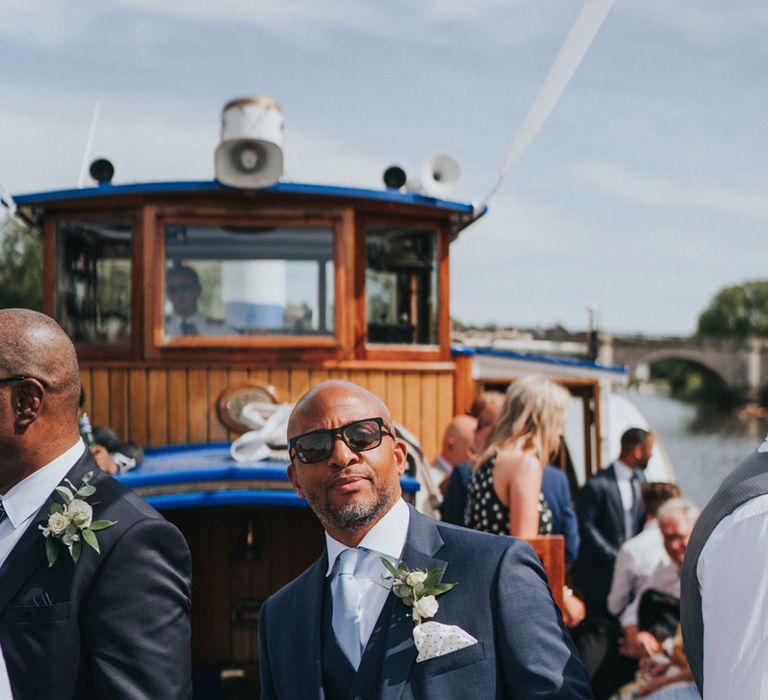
xmin=0 ymin=215 xmax=43 ymax=310
xmin=697 ymin=280 xmax=768 ymax=338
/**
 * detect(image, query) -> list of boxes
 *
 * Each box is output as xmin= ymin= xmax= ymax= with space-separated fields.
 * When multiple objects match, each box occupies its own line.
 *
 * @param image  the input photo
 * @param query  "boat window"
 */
xmin=366 ymin=225 xmax=438 ymax=345
xmin=56 ymin=218 xmax=132 ymax=345
xmin=163 ymin=224 xmax=335 ymax=338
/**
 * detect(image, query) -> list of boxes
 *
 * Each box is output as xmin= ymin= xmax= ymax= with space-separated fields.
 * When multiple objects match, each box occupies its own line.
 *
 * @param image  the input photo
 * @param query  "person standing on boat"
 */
xmin=680 ymin=435 xmax=768 ymax=699
xmin=570 ymin=428 xmax=652 ymax=697
xmin=0 ymin=309 xmax=192 ymax=699
xmin=165 ymin=263 xmax=237 ymax=337
xmin=416 ymin=414 xmax=476 ymax=519
xmin=259 ymin=379 xmax=593 ymax=699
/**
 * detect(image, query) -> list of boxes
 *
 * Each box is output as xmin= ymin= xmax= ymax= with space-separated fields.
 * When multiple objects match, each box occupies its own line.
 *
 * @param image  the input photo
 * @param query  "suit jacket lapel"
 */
xmin=379 ymin=507 xmax=447 ymax=700
xmin=607 ymin=464 xmax=626 ymax=540
xmin=292 ymin=554 xmax=327 ymax=699
xmin=0 ymin=451 xmax=95 ymax=614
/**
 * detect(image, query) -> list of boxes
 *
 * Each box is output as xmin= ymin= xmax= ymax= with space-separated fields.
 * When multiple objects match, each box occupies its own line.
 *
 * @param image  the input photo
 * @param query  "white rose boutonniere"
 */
xmin=380 ymin=558 xmax=456 ymax=625
xmin=39 ymin=471 xmax=117 ymax=567
xmin=381 ymin=558 xmax=478 ymax=663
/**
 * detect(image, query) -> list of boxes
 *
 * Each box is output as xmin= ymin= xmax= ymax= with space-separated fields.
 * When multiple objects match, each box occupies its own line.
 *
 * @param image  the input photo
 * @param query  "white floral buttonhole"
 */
xmin=39 ymin=471 xmax=117 ymax=567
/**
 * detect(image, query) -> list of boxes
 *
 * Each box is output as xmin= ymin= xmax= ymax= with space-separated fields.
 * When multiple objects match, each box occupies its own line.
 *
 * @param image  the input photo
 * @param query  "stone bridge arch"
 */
xmin=601 ymin=335 xmax=768 ymax=400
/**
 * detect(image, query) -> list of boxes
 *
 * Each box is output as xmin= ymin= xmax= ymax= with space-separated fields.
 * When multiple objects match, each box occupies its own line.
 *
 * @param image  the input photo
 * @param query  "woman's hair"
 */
xmin=476 ymin=376 xmax=571 ymax=466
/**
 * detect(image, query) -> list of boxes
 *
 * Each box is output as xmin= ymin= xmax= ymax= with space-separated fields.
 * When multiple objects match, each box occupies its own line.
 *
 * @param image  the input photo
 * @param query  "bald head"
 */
xmin=0 ymin=309 xmax=81 ymax=406
xmin=288 ymin=380 xmax=393 ymax=439
xmin=0 ymin=310 xmax=82 ymax=492
xmin=440 ymin=414 xmax=477 ymax=466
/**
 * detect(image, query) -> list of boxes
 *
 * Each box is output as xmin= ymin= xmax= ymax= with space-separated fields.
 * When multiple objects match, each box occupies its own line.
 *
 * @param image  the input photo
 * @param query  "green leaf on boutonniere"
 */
xmin=82 ymin=528 xmax=99 ymax=553
xmin=71 ymin=539 xmax=81 ymax=564
xmin=46 ymin=537 xmax=60 ymax=568
xmin=55 ymin=486 xmax=74 ymax=504
xmin=381 ymin=558 xmax=400 ymax=578
xmin=76 ymin=484 xmax=96 ymax=498
xmin=89 ymin=519 xmax=117 ymax=531
xmin=50 ymin=502 xmax=64 ymax=515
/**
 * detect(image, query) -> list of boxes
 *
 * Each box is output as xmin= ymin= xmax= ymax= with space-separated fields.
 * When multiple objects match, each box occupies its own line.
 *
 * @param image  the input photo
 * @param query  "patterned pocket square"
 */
xmin=413 ymin=620 xmax=478 ymax=663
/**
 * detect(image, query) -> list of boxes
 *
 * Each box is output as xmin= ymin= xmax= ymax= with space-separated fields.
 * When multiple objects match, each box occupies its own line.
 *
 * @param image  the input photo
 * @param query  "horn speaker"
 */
xmin=418 ymin=153 xmax=461 ymax=198
xmin=215 ymin=97 xmax=284 ymax=189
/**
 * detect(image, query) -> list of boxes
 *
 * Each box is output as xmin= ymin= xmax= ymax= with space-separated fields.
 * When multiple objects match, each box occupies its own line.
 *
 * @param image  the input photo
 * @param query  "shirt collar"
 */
xmin=325 ymin=498 xmax=410 ymax=576
xmin=614 ymin=459 xmax=635 ymax=481
xmin=1 ymin=440 xmax=86 ymax=528
xmin=434 ymin=455 xmax=452 ymax=474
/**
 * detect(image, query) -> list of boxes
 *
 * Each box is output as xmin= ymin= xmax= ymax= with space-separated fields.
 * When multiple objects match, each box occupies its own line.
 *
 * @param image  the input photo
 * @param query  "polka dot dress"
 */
xmin=464 ymin=457 xmax=553 ymax=536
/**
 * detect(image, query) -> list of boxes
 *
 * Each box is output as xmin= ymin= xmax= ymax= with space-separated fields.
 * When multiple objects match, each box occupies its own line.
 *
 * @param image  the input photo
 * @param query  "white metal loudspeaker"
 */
xmin=214 ymin=97 xmax=284 ymax=189
xmin=417 ymin=153 xmax=461 ymax=198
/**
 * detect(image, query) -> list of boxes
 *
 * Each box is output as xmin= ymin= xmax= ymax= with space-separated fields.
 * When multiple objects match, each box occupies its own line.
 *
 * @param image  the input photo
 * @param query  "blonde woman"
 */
xmin=464 ymin=376 xmax=571 ymax=538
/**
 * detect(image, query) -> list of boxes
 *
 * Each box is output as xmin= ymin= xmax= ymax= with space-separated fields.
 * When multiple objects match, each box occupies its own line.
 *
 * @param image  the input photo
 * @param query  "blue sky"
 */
xmin=2 ymin=0 xmax=766 ymax=335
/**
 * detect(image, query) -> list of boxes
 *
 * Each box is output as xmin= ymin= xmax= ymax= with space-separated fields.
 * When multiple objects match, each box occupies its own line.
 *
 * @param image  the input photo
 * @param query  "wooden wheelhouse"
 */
xmin=14 ymin=172 xmax=623 ymax=695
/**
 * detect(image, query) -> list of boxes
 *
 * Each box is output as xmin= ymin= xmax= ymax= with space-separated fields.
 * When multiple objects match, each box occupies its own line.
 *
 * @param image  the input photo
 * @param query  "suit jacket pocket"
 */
xmin=2 ymin=602 xmax=71 ymax=624
xmin=418 ymin=641 xmax=485 ymax=678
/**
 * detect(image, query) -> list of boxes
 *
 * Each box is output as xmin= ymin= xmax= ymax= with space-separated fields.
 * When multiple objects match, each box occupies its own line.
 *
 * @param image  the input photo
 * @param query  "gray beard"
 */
xmin=308 ymin=483 xmax=398 ymax=533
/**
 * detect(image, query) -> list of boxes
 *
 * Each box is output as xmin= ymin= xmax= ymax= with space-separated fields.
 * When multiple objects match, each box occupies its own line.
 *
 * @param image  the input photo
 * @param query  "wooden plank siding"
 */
xmin=80 ymin=364 xmax=456 ymax=460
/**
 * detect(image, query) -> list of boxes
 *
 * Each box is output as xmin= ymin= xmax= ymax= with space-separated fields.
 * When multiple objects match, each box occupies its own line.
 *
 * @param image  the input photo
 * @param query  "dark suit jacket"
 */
xmin=542 ymin=466 xmax=580 ymax=564
xmin=441 ymin=464 xmax=580 ymax=563
xmin=259 ymin=505 xmax=592 ymax=699
xmin=572 ymin=464 xmax=645 ymax=616
xmin=0 ymin=450 xmax=192 ymax=699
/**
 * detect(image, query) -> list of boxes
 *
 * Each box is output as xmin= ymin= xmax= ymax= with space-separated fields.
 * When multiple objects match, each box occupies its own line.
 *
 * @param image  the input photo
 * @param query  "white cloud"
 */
xmin=565 ymin=160 xmax=768 ymax=218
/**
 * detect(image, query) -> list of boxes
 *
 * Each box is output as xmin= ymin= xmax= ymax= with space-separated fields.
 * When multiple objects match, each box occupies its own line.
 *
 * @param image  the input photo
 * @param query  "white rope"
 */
xmin=474 ymin=0 xmax=617 ymax=215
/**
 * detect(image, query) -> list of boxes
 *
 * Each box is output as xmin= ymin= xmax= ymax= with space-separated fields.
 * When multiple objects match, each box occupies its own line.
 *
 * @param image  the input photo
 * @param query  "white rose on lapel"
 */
xmin=413 ymin=595 xmax=439 ymax=620
xmin=67 ymin=500 xmax=93 ymax=528
xmin=39 ymin=471 xmax=117 ymax=567
xmin=380 ymin=558 xmax=456 ymax=624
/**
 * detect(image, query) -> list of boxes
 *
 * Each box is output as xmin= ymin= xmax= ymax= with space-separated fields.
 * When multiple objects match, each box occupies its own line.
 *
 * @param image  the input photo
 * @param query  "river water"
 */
xmin=620 ymin=390 xmax=768 ymax=507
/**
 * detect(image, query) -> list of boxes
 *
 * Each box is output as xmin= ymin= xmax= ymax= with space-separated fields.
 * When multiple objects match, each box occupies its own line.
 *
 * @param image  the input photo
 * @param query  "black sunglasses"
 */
xmin=0 ymin=374 xmax=39 ymax=386
xmin=289 ymin=417 xmax=396 ymax=464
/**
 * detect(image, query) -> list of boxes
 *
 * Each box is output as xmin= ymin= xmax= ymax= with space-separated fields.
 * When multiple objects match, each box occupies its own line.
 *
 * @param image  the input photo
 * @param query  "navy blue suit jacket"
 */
xmin=572 ymin=464 xmax=645 ymax=616
xmin=441 ymin=465 xmax=580 ymax=563
xmin=259 ymin=504 xmax=592 ymax=699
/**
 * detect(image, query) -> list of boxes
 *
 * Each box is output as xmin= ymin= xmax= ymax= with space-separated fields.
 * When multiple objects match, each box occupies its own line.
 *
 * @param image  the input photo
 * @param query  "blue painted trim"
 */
xmin=144 ymin=490 xmax=309 ymax=511
xmin=118 ymin=466 xmax=291 ymax=488
xmin=13 ymin=180 xmax=475 ymax=213
xmin=451 ymin=345 xmax=628 ymax=374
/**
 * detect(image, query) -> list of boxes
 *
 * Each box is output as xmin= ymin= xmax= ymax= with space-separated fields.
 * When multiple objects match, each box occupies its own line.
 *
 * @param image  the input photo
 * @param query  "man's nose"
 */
xmin=327 ymin=433 xmax=358 ymax=468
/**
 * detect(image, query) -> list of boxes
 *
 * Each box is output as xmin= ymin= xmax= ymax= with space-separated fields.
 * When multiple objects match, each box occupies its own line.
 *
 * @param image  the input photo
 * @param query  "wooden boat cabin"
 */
xmin=11 ymin=98 xmax=625 ymax=697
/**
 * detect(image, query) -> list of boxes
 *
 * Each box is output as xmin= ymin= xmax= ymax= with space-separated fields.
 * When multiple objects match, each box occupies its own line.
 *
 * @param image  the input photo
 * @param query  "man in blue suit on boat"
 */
xmin=258 ymin=380 xmax=592 ymax=698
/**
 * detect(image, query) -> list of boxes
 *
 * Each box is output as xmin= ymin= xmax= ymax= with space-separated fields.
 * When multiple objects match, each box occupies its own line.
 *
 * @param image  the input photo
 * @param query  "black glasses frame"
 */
xmin=289 ymin=417 xmax=396 ymax=464
xmin=0 ymin=375 xmax=50 ymax=389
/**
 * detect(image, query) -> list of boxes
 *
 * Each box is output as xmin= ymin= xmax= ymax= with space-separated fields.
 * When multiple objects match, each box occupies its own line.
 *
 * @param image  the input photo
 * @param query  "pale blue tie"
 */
xmin=333 ymin=548 xmax=362 ymax=669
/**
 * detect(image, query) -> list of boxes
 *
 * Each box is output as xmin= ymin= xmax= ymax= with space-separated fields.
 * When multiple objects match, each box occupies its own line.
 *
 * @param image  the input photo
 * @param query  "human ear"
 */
xmin=14 ymin=379 xmax=44 ymax=429
xmin=393 ymin=439 xmax=408 ymax=476
xmin=287 ymin=464 xmax=305 ymax=499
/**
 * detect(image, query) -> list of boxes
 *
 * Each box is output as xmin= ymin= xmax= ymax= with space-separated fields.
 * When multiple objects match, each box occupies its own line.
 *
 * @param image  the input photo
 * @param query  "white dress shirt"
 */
xmin=608 ymin=519 xmax=671 ymax=616
xmin=697 ymin=491 xmax=768 ymax=700
xmin=620 ymin=557 xmax=680 ymax=629
xmin=326 ymin=498 xmax=410 ymax=650
xmin=0 ymin=439 xmax=85 ymax=698
xmin=614 ymin=460 xmax=639 ymax=539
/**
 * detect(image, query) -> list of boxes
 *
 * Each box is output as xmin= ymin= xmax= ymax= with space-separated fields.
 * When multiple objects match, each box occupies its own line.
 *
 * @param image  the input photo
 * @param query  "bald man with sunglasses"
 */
xmin=258 ymin=380 xmax=592 ymax=699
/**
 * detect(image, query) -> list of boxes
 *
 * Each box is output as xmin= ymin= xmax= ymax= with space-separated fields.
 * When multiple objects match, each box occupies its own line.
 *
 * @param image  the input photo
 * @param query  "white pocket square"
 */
xmin=413 ymin=620 xmax=478 ymax=663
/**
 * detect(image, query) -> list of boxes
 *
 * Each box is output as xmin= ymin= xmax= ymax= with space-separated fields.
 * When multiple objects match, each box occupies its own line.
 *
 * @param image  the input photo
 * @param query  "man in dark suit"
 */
xmin=259 ymin=380 xmax=592 ymax=699
xmin=0 ymin=309 xmax=191 ymax=699
xmin=570 ymin=428 xmax=652 ymax=697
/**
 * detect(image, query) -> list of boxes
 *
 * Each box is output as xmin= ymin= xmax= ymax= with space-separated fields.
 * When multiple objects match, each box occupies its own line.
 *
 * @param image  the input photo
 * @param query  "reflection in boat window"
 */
xmin=163 ymin=224 xmax=335 ymax=338
xmin=56 ymin=218 xmax=132 ymax=345
xmin=366 ymin=225 xmax=438 ymax=345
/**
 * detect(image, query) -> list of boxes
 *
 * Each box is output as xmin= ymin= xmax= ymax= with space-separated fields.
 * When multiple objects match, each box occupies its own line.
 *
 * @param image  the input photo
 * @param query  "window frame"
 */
xmin=356 ymin=214 xmax=451 ymax=362
xmin=46 ymin=209 xmax=142 ymax=360
xmin=146 ymin=210 xmax=350 ymax=356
